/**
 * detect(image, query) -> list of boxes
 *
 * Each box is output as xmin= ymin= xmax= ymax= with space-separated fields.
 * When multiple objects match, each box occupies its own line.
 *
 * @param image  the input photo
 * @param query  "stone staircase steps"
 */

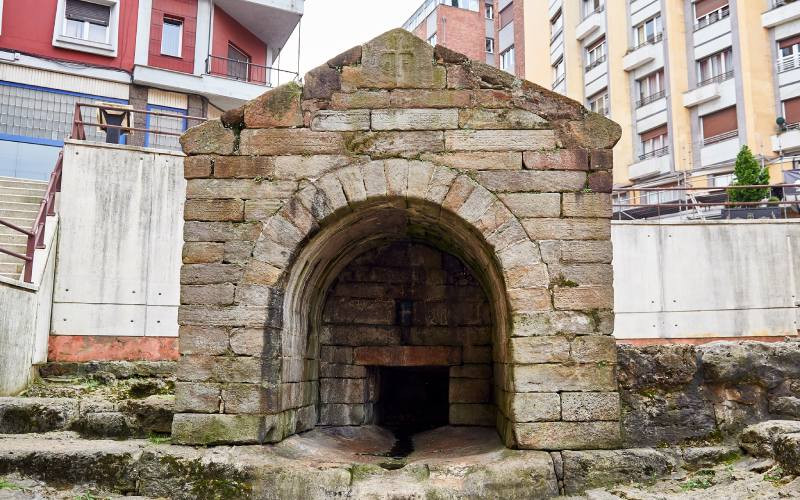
xmin=0 ymin=178 xmax=48 ymax=280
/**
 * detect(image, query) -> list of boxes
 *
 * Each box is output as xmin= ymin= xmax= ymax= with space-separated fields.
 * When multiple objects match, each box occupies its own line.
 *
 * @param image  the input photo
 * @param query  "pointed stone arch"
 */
xmin=174 ymin=28 xmax=622 ymax=450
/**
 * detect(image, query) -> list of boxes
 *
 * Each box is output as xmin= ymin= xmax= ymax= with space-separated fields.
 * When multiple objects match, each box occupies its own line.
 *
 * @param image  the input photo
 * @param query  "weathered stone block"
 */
xmin=522 ymin=218 xmax=610 ymax=241
xmin=240 ymin=129 xmax=347 ymax=155
xmin=187 ymin=178 xmax=296 ymax=200
xmin=504 ymin=392 xmax=561 ymax=422
xmin=548 ymin=263 xmax=613 ymax=286
xmin=244 ymin=83 xmax=303 ymax=128
xmin=319 ymin=403 xmax=367 ymax=425
xmin=450 ymin=364 xmax=493 ymax=379
xmin=509 ymin=336 xmax=570 ymax=364
xmin=273 ymin=155 xmax=357 ymax=181
xmin=320 ymin=363 xmax=367 ymax=378
xmin=515 ymin=421 xmax=621 ymax=450
xmin=458 ymin=108 xmax=547 ymax=129
xmin=354 ymin=346 xmax=461 ymax=366
xmin=172 ymin=413 xmax=283 ymax=444
xmin=351 ymin=29 xmax=445 ymax=89
xmin=420 ymin=151 xmax=522 ymax=170
xmin=561 ymin=392 xmax=620 ymax=422
xmin=222 ymin=383 xmax=280 ymax=414
xmin=553 ymin=286 xmax=613 ymax=311
xmin=184 ymin=155 xmax=213 ymax=178
xmin=303 ymin=65 xmax=341 ymax=100
xmin=213 ymin=155 xmax=274 ymax=179
xmin=174 ymin=381 xmax=220 ymax=413
xmin=587 ymin=171 xmax=613 ymax=193
xmin=503 ymin=263 xmax=549 ymax=289
xmin=389 ymin=89 xmax=472 ymax=108
xmin=507 ymin=288 xmax=552 ymax=313
xmin=311 ymin=110 xmax=371 ymax=131
xmin=184 ymin=221 xmax=262 ymax=242
xmin=512 ymin=311 xmax=596 ymax=337
xmin=179 ymin=325 xmax=229 ymax=356
xmin=178 ymin=305 xmax=270 ymax=327
xmin=445 ymin=130 xmax=557 ymax=151
xmin=513 ymin=363 xmax=616 ymax=392
xmin=321 ymin=325 xmax=401 ymax=346
xmin=561 ymin=192 xmax=612 ymax=218
xmin=571 ymin=335 xmax=616 ymax=363
xmin=181 ymin=284 xmax=235 ymax=306
xmin=476 ymin=171 xmax=586 ymax=193
xmin=449 ymin=403 xmax=495 ymax=425
xmin=371 ymin=108 xmax=458 ymax=130
xmin=449 ymin=378 xmax=492 ymax=403
xmin=522 ymin=149 xmax=589 ymax=171
xmin=182 ymin=242 xmax=224 ymax=264
xmin=500 ymin=193 xmax=561 ymax=218
xmin=180 ymin=120 xmax=235 ymax=155
xmin=180 ymin=264 xmax=243 ymax=285
xmin=330 ymin=91 xmax=390 ymax=109
xmin=184 ymin=199 xmax=244 ymax=222
xmin=319 ymin=378 xmax=366 ymax=404
xmin=347 ymin=131 xmax=445 ymax=156
xmin=229 ymin=328 xmax=280 ymax=357
xmin=561 ymin=449 xmax=675 ymax=494
xmin=560 ymin=240 xmax=613 ymax=263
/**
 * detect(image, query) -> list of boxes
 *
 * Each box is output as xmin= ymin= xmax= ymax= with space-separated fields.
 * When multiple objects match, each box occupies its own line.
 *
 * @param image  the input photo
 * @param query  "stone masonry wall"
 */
xmin=173 ymin=29 xmax=623 ymax=449
xmin=318 ymin=241 xmax=493 ymax=427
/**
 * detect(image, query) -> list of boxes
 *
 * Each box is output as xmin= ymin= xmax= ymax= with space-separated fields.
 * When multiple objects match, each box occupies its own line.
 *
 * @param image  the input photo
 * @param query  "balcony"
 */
xmin=215 ymin=0 xmax=304 ymax=50
xmin=585 ymin=55 xmax=607 ymax=73
xmin=622 ymin=34 xmax=662 ymax=72
xmin=205 ymin=55 xmax=297 ymax=88
xmin=772 ymin=123 xmax=800 ymax=153
xmin=700 ymin=132 xmax=739 ymax=167
xmin=682 ymin=71 xmax=733 ymax=108
xmin=576 ymin=6 xmax=604 ymax=41
xmin=636 ymin=90 xmax=666 ymax=109
xmin=763 ymin=0 xmax=800 ymax=28
xmin=628 ymin=148 xmax=671 ymax=181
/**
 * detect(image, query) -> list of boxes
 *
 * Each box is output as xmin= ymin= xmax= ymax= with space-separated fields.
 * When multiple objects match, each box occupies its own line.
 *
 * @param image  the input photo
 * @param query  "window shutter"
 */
xmin=694 ymin=0 xmax=728 ymax=18
xmin=65 ymin=0 xmax=111 ymax=26
xmin=499 ymin=4 xmax=514 ymax=28
xmin=640 ymin=125 xmax=668 ymax=143
xmin=702 ymin=106 xmax=737 ymax=139
xmin=780 ymin=35 xmax=800 ymax=50
xmin=784 ymin=97 xmax=800 ymax=125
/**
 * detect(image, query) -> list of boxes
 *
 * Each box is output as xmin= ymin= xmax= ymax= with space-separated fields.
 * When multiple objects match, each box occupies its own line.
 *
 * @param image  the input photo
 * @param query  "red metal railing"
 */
xmin=0 ymin=152 xmax=62 ymax=283
xmin=0 ymin=102 xmax=206 ymax=283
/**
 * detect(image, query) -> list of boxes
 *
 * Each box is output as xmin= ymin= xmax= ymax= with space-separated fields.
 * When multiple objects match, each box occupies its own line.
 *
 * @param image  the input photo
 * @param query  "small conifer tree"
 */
xmin=728 ymin=145 xmax=770 ymax=204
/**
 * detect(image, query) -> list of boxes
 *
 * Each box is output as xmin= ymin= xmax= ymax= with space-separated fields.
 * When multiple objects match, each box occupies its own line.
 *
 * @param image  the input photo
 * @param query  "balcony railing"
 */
xmin=694 ymin=7 xmax=730 ymax=31
xmin=636 ymin=90 xmax=666 ymax=108
xmin=703 ymin=130 xmax=738 ymax=146
xmin=778 ymin=53 xmax=800 ymax=73
xmin=585 ymin=55 xmax=607 ymax=72
xmin=638 ymin=146 xmax=669 ymax=161
xmin=205 ymin=55 xmax=299 ymax=88
xmin=581 ymin=4 xmax=605 ymax=21
xmin=773 ymin=0 xmax=798 ymax=8
xmin=631 ymin=33 xmax=663 ymax=52
xmin=697 ymin=70 xmax=734 ymax=87
xmin=552 ymin=76 xmax=566 ymax=90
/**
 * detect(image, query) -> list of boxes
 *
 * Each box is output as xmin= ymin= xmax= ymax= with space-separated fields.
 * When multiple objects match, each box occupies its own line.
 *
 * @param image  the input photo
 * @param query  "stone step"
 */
xmin=0 ymin=176 xmax=49 ymax=190
xmin=38 ymin=360 xmax=177 ymax=380
xmin=0 ymin=262 xmax=23 ymax=274
xmin=0 ymin=186 xmax=47 ymax=198
xmin=0 ymin=193 xmax=43 ymax=204
xmin=0 ymin=207 xmax=39 ymax=220
xmin=0 ymin=216 xmax=36 ymax=231
xmin=0 ymin=395 xmax=173 ymax=438
xmin=0 ymin=232 xmax=27 ymax=245
xmin=0 ymin=246 xmax=26 ymax=264
xmin=0 ymin=271 xmax=21 ymax=280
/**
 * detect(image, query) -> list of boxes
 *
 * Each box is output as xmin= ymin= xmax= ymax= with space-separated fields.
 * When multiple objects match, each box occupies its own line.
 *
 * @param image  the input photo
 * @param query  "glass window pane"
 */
xmin=87 ymin=22 xmax=107 ymax=43
xmin=65 ymin=18 xmax=83 ymax=39
xmin=161 ymin=19 xmax=182 ymax=57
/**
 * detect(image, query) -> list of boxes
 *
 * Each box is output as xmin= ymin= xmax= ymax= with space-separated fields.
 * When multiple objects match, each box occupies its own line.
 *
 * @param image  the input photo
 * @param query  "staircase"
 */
xmin=0 ymin=176 xmax=48 ymax=280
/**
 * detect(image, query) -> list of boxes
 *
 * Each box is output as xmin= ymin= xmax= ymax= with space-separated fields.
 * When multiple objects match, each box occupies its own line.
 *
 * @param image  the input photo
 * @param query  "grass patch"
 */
xmin=0 ymin=479 xmax=21 ymax=490
xmin=148 ymin=433 xmax=171 ymax=444
xmin=681 ymin=470 xmax=715 ymax=491
xmin=764 ymin=466 xmax=785 ymax=484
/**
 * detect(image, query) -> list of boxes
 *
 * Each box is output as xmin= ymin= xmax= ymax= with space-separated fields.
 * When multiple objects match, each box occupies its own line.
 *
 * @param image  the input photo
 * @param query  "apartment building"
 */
xmin=0 ymin=0 xmax=302 ymax=180
xmin=526 ymin=0 xmax=800 ymax=206
xmin=403 ymin=0 xmax=543 ymax=78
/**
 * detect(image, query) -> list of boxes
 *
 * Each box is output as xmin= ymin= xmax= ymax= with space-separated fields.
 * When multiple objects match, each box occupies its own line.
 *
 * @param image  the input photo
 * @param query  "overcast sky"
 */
xmin=277 ymin=0 xmax=424 ymax=77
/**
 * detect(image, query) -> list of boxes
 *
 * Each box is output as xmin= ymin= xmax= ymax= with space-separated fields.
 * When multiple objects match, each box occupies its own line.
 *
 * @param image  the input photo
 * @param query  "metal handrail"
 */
xmin=581 ymin=4 xmax=604 ymax=21
xmin=694 ymin=6 xmax=730 ymax=31
xmin=636 ymin=90 xmax=666 ymax=108
xmin=638 ymin=146 xmax=670 ymax=161
xmin=703 ymin=130 xmax=738 ymax=145
xmin=696 ymin=70 xmax=734 ymax=88
xmin=631 ymin=33 xmax=663 ymax=52
xmin=585 ymin=54 xmax=607 ymax=72
xmin=205 ymin=55 xmax=299 ymax=88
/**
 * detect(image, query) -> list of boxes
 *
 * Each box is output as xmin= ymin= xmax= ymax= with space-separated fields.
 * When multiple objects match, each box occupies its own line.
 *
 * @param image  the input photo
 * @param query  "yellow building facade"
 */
xmin=526 ymin=0 xmax=800 ymax=207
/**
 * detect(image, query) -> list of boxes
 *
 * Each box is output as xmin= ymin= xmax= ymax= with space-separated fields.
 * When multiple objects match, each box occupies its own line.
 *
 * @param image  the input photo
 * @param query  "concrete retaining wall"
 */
xmin=51 ymin=141 xmax=185 ymax=340
xmin=613 ymin=220 xmax=800 ymax=340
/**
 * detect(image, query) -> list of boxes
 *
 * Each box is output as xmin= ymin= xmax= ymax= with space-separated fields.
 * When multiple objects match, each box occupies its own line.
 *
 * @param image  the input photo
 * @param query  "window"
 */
xmin=428 ymin=33 xmax=437 ymax=46
xmin=640 ymin=125 xmax=669 ymax=159
xmin=485 ymin=3 xmax=494 ymax=19
xmin=499 ymin=4 xmax=514 ymax=28
xmin=778 ymin=35 xmax=800 ymax=72
xmin=612 ymin=192 xmax=629 ymax=212
xmin=486 ymin=37 xmax=495 ymax=54
xmin=500 ymin=46 xmax=515 ymax=73
xmin=634 ymin=15 xmax=662 ymax=48
xmin=227 ymin=43 xmax=251 ymax=81
xmin=696 ymin=48 xmax=733 ymax=85
xmin=588 ymin=91 xmax=609 ymax=115
xmin=160 ymin=17 xmax=183 ymax=57
xmin=552 ymin=57 xmax=565 ymax=87
xmin=583 ymin=0 xmax=603 ymax=17
xmin=712 ymin=173 xmax=734 ymax=188
xmin=63 ymin=0 xmax=111 ymax=43
xmin=586 ymin=37 xmax=606 ymax=71
xmin=694 ymin=0 xmax=729 ymax=30
xmin=636 ymin=70 xmax=665 ymax=107
xmin=701 ymin=106 xmax=738 ymax=144
xmin=783 ymin=96 xmax=800 ymax=126
xmin=550 ymin=10 xmax=563 ymax=37
xmin=53 ymin=0 xmax=118 ymax=56
xmin=450 ymin=0 xmax=479 ymax=11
